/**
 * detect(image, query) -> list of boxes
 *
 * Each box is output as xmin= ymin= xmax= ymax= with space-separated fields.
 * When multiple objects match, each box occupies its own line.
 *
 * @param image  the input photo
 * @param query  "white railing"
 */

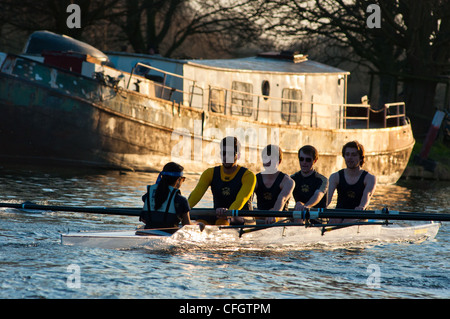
xmin=126 ymin=62 xmax=407 ymax=129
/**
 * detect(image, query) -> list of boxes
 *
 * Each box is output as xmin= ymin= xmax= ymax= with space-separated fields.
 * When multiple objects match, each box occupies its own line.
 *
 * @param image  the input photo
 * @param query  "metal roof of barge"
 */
xmin=107 ymin=51 xmax=349 ymax=75
xmin=186 ymin=56 xmax=349 ymax=75
xmin=19 ymin=31 xmax=347 ymax=76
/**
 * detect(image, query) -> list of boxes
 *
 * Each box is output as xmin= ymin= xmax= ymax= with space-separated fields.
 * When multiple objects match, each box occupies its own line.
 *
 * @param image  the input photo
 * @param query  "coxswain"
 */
xmin=140 ymin=162 xmax=202 ymax=232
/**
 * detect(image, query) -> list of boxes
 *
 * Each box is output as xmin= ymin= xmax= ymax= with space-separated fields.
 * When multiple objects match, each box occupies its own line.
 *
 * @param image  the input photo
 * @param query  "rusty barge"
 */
xmin=0 ymin=31 xmax=414 ymax=184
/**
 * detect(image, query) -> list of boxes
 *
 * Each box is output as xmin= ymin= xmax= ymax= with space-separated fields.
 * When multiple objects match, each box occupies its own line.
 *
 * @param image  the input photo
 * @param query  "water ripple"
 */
xmin=0 ymin=165 xmax=448 ymax=299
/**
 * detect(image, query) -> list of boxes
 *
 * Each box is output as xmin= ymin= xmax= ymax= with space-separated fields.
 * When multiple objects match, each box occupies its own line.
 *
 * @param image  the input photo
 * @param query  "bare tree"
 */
xmin=0 ymin=0 xmax=272 ymax=58
xmin=114 ymin=0 xmax=267 ymax=57
xmin=267 ymin=0 xmax=450 ymax=133
xmin=0 ymin=0 xmax=121 ymax=39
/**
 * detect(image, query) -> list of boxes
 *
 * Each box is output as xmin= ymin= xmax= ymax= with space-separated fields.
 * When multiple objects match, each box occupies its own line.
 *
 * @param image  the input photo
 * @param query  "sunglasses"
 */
xmin=299 ymin=157 xmax=312 ymax=163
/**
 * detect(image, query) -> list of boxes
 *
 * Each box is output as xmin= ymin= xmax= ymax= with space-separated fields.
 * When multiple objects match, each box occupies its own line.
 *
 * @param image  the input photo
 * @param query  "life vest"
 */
xmin=142 ymin=184 xmax=180 ymax=228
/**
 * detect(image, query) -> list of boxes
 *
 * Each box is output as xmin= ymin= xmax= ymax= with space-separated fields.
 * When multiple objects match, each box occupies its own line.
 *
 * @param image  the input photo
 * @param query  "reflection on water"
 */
xmin=370 ymin=179 xmax=449 ymax=214
xmin=0 ymin=164 xmax=206 ymax=208
xmin=0 ymin=164 xmax=449 ymax=299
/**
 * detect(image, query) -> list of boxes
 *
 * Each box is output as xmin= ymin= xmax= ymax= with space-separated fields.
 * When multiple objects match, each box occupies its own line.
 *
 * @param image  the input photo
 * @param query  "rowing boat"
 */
xmin=61 ymin=222 xmax=441 ymax=250
xmin=0 ymin=202 xmax=443 ymax=250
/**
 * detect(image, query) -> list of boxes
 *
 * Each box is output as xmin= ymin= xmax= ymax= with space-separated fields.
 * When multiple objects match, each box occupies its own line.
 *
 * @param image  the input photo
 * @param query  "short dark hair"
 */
xmin=342 ymin=141 xmax=365 ymax=166
xmin=298 ymin=145 xmax=318 ymax=162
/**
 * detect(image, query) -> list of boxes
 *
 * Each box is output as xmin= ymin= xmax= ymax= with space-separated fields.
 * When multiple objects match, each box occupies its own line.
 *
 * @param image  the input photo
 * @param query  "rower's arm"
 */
xmin=304 ymin=174 xmax=328 ymax=208
xmin=228 ymin=170 xmax=256 ymax=210
xmin=356 ymin=173 xmax=377 ymax=210
xmin=188 ymin=168 xmax=214 ymax=208
xmin=305 ymin=189 xmax=325 ymax=209
xmin=272 ymin=175 xmax=294 ymax=211
xmin=326 ymin=172 xmax=339 ymax=207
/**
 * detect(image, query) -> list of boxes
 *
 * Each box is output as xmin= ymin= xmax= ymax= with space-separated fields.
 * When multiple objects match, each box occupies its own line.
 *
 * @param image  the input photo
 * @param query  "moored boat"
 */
xmin=61 ymin=222 xmax=440 ymax=250
xmin=0 ymin=31 xmax=414 ymax=183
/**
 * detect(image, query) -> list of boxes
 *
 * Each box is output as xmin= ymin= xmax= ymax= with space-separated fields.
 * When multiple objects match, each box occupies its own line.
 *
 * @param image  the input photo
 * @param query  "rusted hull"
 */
xmin=0 ymin=69 xmax=413 ymax=184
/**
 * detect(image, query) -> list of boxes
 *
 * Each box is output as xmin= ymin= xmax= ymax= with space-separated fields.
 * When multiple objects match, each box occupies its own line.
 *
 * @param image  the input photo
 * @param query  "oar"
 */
xmin=0 ymin=202 xmax=216 ymax=218
xmin=223 ymin=208 xmax=450 ymax=222
xmin=2 ymin=202 xmax=449 ymax=222
xmin=0 ymin=202 xmax=142 ymax=217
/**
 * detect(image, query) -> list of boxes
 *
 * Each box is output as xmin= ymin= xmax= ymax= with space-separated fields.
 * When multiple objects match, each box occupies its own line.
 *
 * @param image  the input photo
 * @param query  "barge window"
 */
xmin=281 ymin=88 xmax=302 ymax=123
xmin=231 ymin=81 xmax=253 ymax=117
xmin=210 ymin=88 xmax=225 ymax=113
xmin=262 ymin=80 xmax=270 ymax=100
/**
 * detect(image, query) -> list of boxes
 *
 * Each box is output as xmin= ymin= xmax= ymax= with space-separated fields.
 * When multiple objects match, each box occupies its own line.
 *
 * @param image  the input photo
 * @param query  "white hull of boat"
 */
xmin=61 ymin=222 xmax=440 ymax=250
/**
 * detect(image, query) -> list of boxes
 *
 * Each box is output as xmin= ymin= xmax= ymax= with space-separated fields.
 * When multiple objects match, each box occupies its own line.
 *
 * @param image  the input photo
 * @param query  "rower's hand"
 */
xmin=294 ymin=201 xmax=306 ymax=211
xmin=216 ymin=207 xmax=228 ymax=219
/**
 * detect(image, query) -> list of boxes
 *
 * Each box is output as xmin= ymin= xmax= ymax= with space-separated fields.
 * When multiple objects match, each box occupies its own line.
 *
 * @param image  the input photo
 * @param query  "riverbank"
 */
xmin=401 ymin=140 xmax=450 ymax=181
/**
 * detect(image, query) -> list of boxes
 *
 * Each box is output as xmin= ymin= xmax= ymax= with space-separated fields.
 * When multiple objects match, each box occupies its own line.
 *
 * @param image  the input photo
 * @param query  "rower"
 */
xmin=140 ymin=162 xmax=202 ymax=233
xmin=290 ymin=145 xmax=328 ymax=223
xmin=188 ymin=136 xmax=256 ymax=225
xmin=327 ymin=141 xmax=377 ymax=223
xmin=254 ymin=144 xmax=294 ymax=224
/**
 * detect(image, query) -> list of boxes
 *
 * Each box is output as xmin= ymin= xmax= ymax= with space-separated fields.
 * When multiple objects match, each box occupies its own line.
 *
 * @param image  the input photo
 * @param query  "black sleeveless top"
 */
xmin=290 ymin=170 xmax=328 ymax=208
xmin=255 ymin=172 xmax=289 ymax=210
xmin=336 ymin=169 xmax=368 ymax=209
xmin=210 ymin=166 xmax=251 ymax=210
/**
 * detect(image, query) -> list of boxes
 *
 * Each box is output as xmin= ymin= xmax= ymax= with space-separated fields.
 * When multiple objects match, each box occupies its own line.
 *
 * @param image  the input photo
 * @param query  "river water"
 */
xmin=0 ymin=164 xmax=448 ymax=300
